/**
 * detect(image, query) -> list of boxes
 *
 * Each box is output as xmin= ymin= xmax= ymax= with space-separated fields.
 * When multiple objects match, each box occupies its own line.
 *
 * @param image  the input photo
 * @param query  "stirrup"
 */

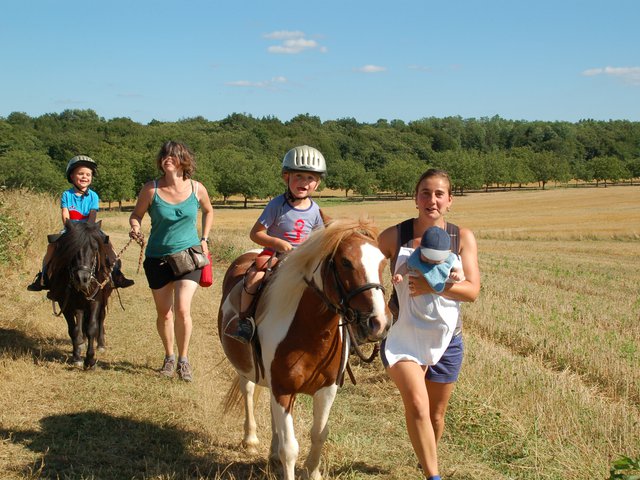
xmin=227 ymin=315 xmax=255 ymax=344
xmin=27 ymin=272 xmax=46 ymax=291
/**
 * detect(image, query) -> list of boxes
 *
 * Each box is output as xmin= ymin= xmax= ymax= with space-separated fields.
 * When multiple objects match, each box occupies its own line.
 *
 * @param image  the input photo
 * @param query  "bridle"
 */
xmin=70 ymin=253 xmax=100 ymax=296
xmin=304 ymin=255 xmax=385 ymax=363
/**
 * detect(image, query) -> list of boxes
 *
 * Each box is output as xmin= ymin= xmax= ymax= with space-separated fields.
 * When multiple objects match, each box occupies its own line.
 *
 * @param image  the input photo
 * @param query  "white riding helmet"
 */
xmin=66 ymin=155 xmax=97 ymax=183
xmin=282 ymin=145 xmax=327 ymax=177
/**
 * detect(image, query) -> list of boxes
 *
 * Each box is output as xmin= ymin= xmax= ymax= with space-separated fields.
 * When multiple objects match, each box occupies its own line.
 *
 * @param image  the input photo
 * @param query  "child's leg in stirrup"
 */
xmin=229 ymin=253 xmax=278 ymax=343
xmin=107 ymin=240 xmax=134 ymax=288
xmin=28 ymin=243 xmax=55 ymax=291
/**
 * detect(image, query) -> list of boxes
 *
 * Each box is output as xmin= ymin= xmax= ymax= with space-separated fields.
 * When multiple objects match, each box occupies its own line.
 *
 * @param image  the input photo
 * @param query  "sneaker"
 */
xmin=159 ymin=356 xmax=176 ymax=377
xmin=226 ymin=316 xmax=255 ymax=344
xmin=177 ymin=360 xmax=193 ymax=382
xmin=27 ymin=272 xmax=45 ymax=291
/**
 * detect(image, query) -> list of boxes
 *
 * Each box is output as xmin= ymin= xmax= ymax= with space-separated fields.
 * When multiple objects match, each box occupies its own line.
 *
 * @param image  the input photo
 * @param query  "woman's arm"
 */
xmin=377 ymin=225 xmax=399 ymax=260
xmin=197 ymin=182 xmax=214 ymax=253
xmin=128 ymin=182 xmax=154 ymax=239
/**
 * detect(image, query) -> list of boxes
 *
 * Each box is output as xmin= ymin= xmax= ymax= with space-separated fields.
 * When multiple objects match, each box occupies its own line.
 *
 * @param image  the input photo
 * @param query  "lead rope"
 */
xmin=88 ymin=235 xmax=145 ymax=301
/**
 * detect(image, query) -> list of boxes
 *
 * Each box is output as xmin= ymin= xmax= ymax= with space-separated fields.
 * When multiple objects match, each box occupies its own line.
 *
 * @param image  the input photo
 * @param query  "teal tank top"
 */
xmin=146 ymin=181 xmax=200 ymax=258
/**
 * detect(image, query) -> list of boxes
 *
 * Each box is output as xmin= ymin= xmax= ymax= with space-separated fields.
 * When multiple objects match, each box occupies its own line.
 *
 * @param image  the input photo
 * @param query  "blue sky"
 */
xmin=1 ymin=0 xmax=639 ymax=124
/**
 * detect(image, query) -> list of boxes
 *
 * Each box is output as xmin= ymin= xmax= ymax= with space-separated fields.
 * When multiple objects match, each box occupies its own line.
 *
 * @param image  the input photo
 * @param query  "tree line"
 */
xmin=1 ymin=109 xmax=638 ymax=207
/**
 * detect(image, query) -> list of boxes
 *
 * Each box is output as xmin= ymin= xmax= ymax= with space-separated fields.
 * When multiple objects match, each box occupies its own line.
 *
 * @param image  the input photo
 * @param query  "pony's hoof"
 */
xmin=73 ymin=360 xmax=83 ymax=368
xmin=98 ymin=346 xmax=106 ymax=353
xmin=242 ymin=440 xmax=259 ymax=455
xmin=84 ymin=360 xmax=97 ymax=370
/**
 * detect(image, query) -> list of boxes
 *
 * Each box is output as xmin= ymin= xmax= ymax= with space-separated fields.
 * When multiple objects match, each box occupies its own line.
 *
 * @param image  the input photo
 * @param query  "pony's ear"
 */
xmin=96 ymin=220 xmax=102 ymax=228
xmin=64 ymin=219 xmax=73 ymax=230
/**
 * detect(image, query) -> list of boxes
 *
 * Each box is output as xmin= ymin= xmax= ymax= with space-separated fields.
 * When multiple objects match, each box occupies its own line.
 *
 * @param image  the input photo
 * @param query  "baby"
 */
xmin=392 ymin=226 xmax=465 ymax=293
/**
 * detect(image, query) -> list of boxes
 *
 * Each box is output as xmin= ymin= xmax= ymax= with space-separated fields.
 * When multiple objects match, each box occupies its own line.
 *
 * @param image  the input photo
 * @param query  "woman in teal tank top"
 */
xmin=129 ymin=141 xmax=214 ymax=382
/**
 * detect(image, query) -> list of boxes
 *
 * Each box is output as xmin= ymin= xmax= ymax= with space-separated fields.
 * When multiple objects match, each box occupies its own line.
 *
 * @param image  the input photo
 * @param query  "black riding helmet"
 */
xmin=66 ymin=155 xmax=97 ymax=183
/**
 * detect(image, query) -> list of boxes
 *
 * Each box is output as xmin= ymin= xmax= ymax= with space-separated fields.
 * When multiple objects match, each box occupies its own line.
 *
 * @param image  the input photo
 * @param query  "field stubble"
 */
xmin=0 ymin=186 xmax=638 ymax=479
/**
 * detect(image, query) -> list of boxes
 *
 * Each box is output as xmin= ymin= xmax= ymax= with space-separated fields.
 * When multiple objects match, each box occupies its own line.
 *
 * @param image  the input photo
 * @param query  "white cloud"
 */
xmin=354 ymin=65 xmax=387 ymax=73
xmin=582 ymin=66 xmax=640 ymax=85
xmin=264 ymin=30 xmax=304 ymax=40
xmin=226 ymin=77 xmax=288 ymax=89
xmin=265 ymin=31 xmax=326 ymax=54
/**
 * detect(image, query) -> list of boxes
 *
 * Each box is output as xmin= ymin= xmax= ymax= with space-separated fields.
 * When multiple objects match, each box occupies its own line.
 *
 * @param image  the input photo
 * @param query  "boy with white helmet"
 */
xmin=227 ymin=145 xmax=327 ymax=343
xmin=27 ymin=155 xmax=134 ymax=291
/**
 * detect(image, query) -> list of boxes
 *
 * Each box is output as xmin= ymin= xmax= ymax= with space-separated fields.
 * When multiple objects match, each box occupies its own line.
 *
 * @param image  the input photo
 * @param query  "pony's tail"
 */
xmin=223 ymin=376 xmax=243 ymax=414
xmin=222 ymin=375 xmax=263 ymax=415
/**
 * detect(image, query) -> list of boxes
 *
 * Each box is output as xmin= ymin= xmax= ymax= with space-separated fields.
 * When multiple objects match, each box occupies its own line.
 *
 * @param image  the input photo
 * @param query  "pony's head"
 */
xmin=269 ymin=217 xmax=391 ymax=343
xmin=49 ymin=221 xmax=109 ymax=296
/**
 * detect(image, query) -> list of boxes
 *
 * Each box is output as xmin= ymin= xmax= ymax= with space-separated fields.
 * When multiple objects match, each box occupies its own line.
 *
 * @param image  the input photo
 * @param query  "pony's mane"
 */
xmin=263 ymin=217 xmax=379 ymax=313
xmin=49 ymin=222 xmax=108 ymax=278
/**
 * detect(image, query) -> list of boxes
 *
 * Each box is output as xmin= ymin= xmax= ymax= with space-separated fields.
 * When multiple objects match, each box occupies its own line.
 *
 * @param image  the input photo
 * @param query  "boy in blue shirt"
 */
xmin=27 ymin=155 xmax=134 ymax=291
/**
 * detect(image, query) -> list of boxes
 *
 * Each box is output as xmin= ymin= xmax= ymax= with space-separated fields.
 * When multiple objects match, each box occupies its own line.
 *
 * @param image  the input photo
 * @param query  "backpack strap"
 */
xmin=445 ymin=222 xmax=460 ymax=255
xmin=390 ymin=218 xmax=414 ymax=275
xmin=389 ymin=218 xmax=414 ymax=319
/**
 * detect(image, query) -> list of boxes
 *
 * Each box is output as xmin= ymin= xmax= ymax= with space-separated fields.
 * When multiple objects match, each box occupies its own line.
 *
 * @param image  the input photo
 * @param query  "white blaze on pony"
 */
xmin=218 ymin=218 xmax=392 ymax=480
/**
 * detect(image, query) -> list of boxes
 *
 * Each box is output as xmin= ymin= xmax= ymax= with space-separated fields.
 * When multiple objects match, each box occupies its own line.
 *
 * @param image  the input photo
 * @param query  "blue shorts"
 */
xmin=426 ymin=333 xmax=464 ymax=383
xmin=380 ymin=333 xmax=464 ymax=384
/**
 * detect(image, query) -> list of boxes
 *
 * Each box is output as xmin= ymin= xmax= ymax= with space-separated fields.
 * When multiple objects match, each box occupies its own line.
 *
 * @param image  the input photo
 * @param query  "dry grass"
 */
xmin=0 ymin=186 xmax=638 ymax=479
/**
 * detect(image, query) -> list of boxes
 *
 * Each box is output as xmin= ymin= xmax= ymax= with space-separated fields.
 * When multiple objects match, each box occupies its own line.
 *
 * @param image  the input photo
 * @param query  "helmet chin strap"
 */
xmin=285 ymin=187 xmax=308 ymax=203
xmin=73 ymin=183 xmax=89 ymax=196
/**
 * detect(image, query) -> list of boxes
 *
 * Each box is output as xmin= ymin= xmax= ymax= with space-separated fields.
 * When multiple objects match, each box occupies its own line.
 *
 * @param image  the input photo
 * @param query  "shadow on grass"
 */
xmin=0 ymin=327 xmax=70 ymax=364
xmin=0 ymin=411 xmax=279 ymax=479
xmin=0 ymin=328 xmax=154 ymax=374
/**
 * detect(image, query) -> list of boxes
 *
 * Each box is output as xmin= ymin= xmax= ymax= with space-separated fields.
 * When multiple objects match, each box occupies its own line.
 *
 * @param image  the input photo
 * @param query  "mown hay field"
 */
xmin=0 ymin=186 xmax=638 ymax=479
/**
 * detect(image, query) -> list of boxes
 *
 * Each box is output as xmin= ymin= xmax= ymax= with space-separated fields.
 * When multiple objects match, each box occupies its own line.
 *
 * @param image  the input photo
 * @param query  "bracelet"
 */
xmin=201 ymin=237 xmax=209 ymax=243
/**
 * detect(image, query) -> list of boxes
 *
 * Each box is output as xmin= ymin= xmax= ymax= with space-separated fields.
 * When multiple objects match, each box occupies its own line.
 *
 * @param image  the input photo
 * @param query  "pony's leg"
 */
xmin=65 ymin=310 xmax=83 ymax=367
xmin=268 ymin=401 xmax=279 ymax=464
xmin=97 ymin=305 xmax=106 ymax=351
xmin=83 ymin=302 xmax=101 ymax=369
xmin=270 ymin=394 xmax=299 ymax=480
xmin=238 ymin=376 xmax=259 ymax=453
xmin=303 ymin=384 xmax=338 ymax=480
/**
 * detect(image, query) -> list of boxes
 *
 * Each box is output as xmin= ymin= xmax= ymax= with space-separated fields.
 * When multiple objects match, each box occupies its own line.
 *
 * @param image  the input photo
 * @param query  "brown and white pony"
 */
xmin=218 ymin=218 xmax=392 ymax=480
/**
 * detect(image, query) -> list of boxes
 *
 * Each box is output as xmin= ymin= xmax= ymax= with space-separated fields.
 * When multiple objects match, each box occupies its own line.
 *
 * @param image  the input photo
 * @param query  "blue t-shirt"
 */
xmin=61 ymin=188 xmax=99 ymax=222
xmin=258 ymin=194 xmax=323 ymax=247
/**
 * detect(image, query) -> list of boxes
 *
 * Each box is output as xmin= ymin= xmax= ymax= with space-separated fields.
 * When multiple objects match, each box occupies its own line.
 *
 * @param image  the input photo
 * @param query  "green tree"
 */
xmin=328 ymin=157 xmax=375 ymax=197
xmin=0 ymin=151 xmax=66 ymax=193
xmin=93 ymin=146 xmax=136 ymax=209
xmin=589 ymin=156 xmax=630 ymax=187
xmin=377 ymin=156 xmax=424 ymax=198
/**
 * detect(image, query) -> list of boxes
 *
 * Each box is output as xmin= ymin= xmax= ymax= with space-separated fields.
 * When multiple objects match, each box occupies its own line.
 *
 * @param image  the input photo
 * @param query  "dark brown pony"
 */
xmin=47 ymin=220 xmax=112 ymax=369
xmin=218 ymin=218 xmax=392 ymax=480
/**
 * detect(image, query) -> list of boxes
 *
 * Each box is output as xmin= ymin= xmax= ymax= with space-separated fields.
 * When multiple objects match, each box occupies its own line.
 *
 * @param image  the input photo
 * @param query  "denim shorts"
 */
xmin=381 ymin=333 xmax=464 ymax=384
xmin=426 ymin=333 xmax=464 ymax=383
xmin=143 ymin=256 xmax=201 ymax=290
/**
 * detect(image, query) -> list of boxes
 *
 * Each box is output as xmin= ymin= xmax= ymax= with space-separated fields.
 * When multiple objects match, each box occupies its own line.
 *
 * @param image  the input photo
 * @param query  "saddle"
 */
xmin=242 ymin=252 xmax=284 ymax=324
xmin=242 ymin=253 xmax=285 ymax=384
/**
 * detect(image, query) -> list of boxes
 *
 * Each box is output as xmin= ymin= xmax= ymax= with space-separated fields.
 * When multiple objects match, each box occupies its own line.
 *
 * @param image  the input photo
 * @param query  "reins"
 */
xmin=303 ymin=257 xmax=384 ymax=365
xmin=87 ymin=235 xmax=145 ymax=301
xmin=51 ymin=234 xmax=145 ymax=314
